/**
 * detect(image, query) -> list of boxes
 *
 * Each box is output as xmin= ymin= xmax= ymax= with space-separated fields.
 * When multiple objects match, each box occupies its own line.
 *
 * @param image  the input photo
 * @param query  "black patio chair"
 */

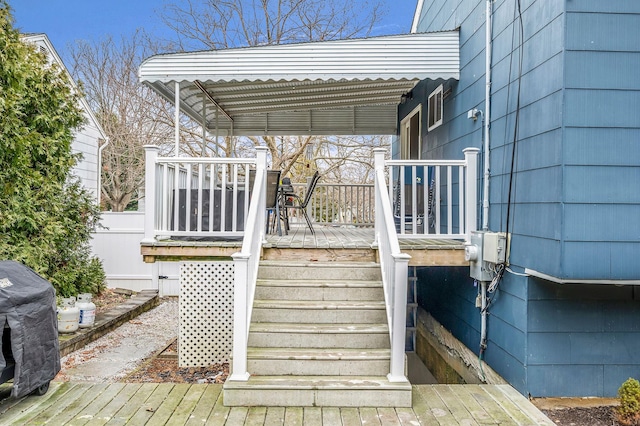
xmin=284 ymin=171 xmax=321 ymax=235
xmin=248 ymin=169 xmax=282 ymax=235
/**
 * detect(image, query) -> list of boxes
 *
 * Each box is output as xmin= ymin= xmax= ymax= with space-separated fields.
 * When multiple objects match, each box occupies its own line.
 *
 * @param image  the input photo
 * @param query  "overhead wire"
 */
xmin=494 ymin=0 xmax=525 ymax=290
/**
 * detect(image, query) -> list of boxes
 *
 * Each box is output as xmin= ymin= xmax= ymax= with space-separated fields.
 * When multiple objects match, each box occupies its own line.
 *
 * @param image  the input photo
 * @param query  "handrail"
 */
xmin=156 ymin=157 xmax=255 ymax=165
xmin=229 ymin=147 xmax=268 ymax=382
xmin=373 ymin=149 xmax=410 ymax=383
xmin=386 ymin=159 xmax=467 ymax=166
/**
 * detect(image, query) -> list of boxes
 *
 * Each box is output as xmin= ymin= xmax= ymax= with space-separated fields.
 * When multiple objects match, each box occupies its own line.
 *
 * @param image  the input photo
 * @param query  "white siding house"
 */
xmin=19 ymin=34 xmax=159 ymax=294
xmin=21 ymin=34 xmax=108 ymax=200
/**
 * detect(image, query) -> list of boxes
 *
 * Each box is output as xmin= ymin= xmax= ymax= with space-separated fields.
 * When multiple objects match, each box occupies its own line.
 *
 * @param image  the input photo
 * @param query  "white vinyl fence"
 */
xmin=90 ymin=212 xmax=179 ymax=296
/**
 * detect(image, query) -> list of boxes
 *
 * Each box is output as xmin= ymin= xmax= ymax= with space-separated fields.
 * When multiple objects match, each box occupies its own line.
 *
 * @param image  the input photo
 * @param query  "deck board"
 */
xmin=263 ymin=406 xmax=285 ymax=425
xmin=91 ymin=383 xmax=142 ymax=425
xmin=359 ymin=406 xmax=383 ymax=425
xmin=0 ymin=381 xmax=76 ymax=424
xmin=377 ymin=407 xmax=402 ymax=425
xmin=184 ymin=384 xmax=221 ymax=425
xmin=433 ymin=385 xmax=480 ymax=425
xmin=26 ymin=382 xmax=90 ymax=424
xmin=244 ymin=406 xmax=268 ymax=425
xmin=56 ymin=383 xmax=112 ymax=424
xmin=284 ymin=406 xmax=304 ymax=425
xmin=479 ymin=385 xmax=540 ymax=425
xmin=416 ymin=385 xmax=461 ymax=425
xmin=207 ymin=390 xmax=230 ymax=424
xmin=0 ymin=383 xmax=554 ymax=425
xmin=142 ymin=225 xmax=466 ymax=266
xmin=69 ymin=382 xmax=126 ymax=425
xmin=107 ymin=383 xmax=159 ymax=425
xmin=451 ymin=385 xmax=499 ymax=425
xmin=340 ymin=407 xmax=361 ymax=425
xmin=226 ymin=407 xmax=250 ymax=425
xmin=396 ymin=406 xmax=422 ymax=425
xmin=321 ymin=406 xmax=342 ymax=424
xmin=303 ymin=407 xmax=323 ymax=426
xmin=464 ymin=386 xmax=515 ymax=425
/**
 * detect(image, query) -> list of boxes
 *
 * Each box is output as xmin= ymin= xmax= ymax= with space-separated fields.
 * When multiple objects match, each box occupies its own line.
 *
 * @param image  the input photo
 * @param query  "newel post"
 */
xmin=142 ymin=145 xmax=160 ymax=243
xmin=230 ymin=252 xmax=250 ymax=381
xmin=255 ymin=147 xmax=268 ymax=240
xmin=463 ymin=147 xmax=480 ymax=242
xmin=373 ymin=148 xmax=387 ymax=246
xmin=388 ymin=253 xmax=411 ymax=382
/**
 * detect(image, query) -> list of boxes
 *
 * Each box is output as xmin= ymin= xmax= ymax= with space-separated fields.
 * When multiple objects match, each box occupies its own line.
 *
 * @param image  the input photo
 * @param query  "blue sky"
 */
xmin=11 ymin=0 xmax=417 ymax=61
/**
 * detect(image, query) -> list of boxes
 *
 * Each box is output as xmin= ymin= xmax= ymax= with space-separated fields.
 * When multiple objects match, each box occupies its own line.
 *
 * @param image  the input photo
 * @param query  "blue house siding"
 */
xmin=561 ymin=5 xmax=640 ymax=278
xmin=408 ymin=0 xmax=640 ymax=397
xmin=526 ymin=278 xmax=640 ymax=396
xmin=417 ymin=266 xmax=529 ymax=394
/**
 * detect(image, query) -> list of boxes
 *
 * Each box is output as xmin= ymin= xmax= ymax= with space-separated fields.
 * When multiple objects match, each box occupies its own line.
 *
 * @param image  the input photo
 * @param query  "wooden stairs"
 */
xmin=223 ymin=261 xmax=412 ymax=407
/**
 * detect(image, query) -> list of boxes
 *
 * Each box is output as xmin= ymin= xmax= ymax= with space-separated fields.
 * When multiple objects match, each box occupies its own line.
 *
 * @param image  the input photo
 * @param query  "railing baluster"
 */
xmin=197 ymin=164 xmax=203 ymax=232
xmin=458 ymin=166 xmax=464 ymax=236
xmin=231 ymin=164 xmax=238 ymax=232
xmin=220 ymin=166 xmax=227 ymax=232
xmin=447 ymin=165 xmax=452 ymax=235
xmin=208 ymin=164 xmax=214 ymax=232
xmin=423 ymin=167 xmax=429 ymax=234
xmin=435 ymin=166 xmax=441 ymax=234
xmin=173 ymin=163 xmax=180 ymax=233
xmin=162 ymin=164 xmax=169 ymax=232
xmin=185 ymin=164 xmax=192 ymax=232
xmin=411 ymin=165 xmax=417 ymax=234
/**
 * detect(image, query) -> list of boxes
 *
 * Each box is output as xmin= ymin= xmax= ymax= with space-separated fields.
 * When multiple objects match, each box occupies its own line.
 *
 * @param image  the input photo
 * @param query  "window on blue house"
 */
xmin=427 ymin=85 xmax=443 ymax=131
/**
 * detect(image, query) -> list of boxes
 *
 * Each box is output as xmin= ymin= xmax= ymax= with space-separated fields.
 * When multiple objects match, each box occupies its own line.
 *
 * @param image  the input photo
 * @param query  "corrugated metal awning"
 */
xmin=139 ymin=31 xmax=459 ymax=136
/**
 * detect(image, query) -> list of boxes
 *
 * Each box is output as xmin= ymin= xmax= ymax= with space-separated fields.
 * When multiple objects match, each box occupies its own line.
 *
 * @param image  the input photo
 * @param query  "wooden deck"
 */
xmin=142 ymin=225 xmax=467 ymax=267
xmin=0 ymin=382 xmax=553 ymax=425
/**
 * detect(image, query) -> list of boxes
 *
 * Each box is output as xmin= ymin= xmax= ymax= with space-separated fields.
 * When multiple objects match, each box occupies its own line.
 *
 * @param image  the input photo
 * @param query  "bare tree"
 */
xmin=160 ymin=0 xmax=384 ymax=50
xmin=159 ymin=0 xmax=389 ymax=183
xmin=69 ymin=31 xmax=176 ymax=211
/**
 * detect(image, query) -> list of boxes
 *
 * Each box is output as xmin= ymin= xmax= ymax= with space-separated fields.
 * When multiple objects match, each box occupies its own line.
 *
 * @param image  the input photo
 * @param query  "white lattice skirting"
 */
xmin=179 ymin=261 xmax=234 ymax=367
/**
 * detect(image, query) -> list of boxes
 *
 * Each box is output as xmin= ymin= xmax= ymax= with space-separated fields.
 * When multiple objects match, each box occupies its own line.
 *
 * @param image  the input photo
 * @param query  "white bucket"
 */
xmin=77 ymin=293 xmax=96 ymax=328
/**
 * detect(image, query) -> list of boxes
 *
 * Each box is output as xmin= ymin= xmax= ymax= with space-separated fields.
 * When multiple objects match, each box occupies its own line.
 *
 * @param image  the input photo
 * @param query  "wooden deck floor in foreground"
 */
xmin=0 ymin=383 xmax=553 ymax=425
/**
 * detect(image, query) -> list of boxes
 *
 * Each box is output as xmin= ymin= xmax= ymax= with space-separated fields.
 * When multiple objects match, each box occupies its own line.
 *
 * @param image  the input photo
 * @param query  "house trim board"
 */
xmin=525 ymin=268 xmax=640 ymax=285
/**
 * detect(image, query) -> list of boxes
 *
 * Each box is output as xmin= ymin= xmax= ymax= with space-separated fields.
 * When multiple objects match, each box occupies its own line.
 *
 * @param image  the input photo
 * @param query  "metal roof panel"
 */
xmin=140 ymin=31 xmax=459 ymax=135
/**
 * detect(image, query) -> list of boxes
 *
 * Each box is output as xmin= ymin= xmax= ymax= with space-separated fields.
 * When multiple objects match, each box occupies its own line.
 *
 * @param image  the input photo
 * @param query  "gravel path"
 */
xmin=55 ymin=298 xmax=178 ymax=383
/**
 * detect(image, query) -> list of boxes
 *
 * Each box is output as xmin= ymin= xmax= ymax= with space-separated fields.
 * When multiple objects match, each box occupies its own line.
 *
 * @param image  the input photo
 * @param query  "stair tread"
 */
xmin=254 ymin=300 xmax=385 ymax=309
xmin=224 ymin=375 xmax=410 ymax=390
xmin=257 ymin=279 xmax=382 ymax=288
xmin=259 ymin=261 xmax=380 ymax=268
xmin=250 ymin=322 xmax=388 ymax=333
xmin=247 ymin=347 xmax=390 ymax=360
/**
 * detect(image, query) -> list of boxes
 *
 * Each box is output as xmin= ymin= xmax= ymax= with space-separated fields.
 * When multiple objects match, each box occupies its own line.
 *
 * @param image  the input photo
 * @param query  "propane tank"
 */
xmin=77 ymin=293 xmax=96 ymax=328
xmin=57 ymin=297 xmax=80 ymax=333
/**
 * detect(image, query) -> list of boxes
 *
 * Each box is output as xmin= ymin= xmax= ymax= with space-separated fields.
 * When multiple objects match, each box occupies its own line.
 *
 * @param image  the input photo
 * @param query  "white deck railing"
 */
xmin=387 ymin=148 xmax=479 ymax=241
xmin=143 ymin=147 xmax=478 ymax=240
xmin=143 ymin=146 xmax=256 ymax=242
xmin=290 ymin=182 xmax=375 ymax=227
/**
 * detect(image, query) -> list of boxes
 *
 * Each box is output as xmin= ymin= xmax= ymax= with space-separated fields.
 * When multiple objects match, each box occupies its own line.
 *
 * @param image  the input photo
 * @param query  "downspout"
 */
xmin=482 ymin=0 xmax=493 ymax=232
xmin=480 ymin=0 xmax=493 ymax=358
xmin=97 ymin=137 xmax=110 ymax=206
